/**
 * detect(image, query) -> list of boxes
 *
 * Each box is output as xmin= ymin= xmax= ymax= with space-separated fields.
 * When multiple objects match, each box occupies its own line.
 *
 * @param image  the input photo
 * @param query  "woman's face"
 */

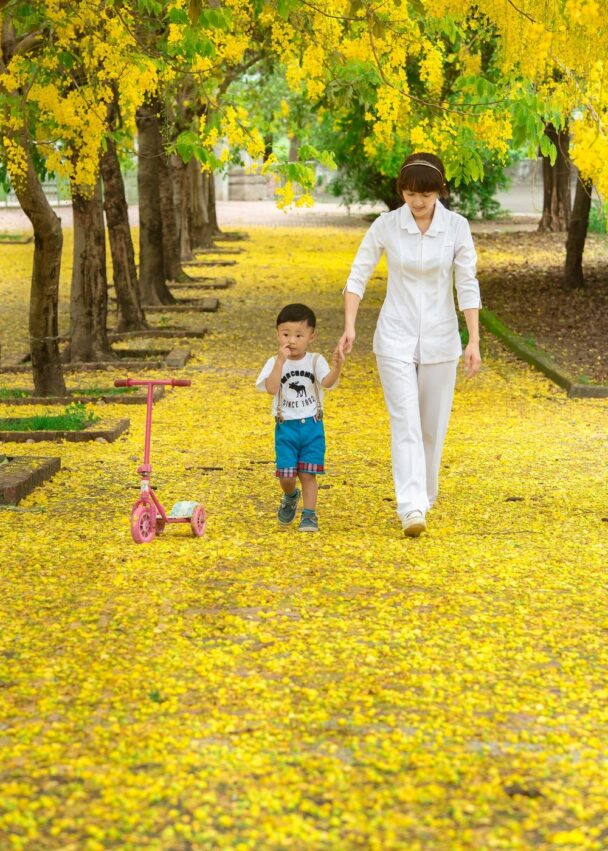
xmin=402 ymin=190 xmax=439 ymax=220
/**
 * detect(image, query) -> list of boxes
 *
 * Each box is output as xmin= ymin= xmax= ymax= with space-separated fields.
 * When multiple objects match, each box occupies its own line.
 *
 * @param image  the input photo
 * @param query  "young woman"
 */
xmin=338 ymin=152 xmax=482 ymax=537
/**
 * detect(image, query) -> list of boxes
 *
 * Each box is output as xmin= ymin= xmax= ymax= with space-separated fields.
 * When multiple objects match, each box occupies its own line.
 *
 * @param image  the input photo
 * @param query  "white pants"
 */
xmin=376 ymin=356 xmax=458 ymax=522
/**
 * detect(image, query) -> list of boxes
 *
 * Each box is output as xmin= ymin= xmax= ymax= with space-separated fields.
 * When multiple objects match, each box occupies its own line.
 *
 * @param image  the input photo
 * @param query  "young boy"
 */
xmin=256 ymin=303 xmax=344 ymax=532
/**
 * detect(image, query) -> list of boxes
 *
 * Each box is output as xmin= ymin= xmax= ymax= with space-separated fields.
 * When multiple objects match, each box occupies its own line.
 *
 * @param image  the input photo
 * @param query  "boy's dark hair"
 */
xmin=276 ymin=303 xmax=316 ymax=329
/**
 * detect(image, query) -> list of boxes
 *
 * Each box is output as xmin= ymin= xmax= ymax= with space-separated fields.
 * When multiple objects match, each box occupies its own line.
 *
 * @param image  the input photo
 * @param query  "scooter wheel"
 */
xmin=131 ymin=504 xmax=157 ymax=544
xmin=190 ymin=503 xmax=206 ymax=538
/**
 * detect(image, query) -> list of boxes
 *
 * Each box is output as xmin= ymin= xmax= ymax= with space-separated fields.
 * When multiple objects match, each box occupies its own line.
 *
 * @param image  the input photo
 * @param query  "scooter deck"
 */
xmin=168 ymin=500 xmax=199 ymax=519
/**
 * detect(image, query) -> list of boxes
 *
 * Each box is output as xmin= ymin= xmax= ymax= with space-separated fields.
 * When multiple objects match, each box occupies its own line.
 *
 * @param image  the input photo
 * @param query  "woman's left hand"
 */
xmin=464 ymin=341 xmax=481 ymax=378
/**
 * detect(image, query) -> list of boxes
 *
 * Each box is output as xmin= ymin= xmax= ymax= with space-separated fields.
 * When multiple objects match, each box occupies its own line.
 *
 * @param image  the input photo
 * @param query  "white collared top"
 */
xmin=344 ymin=201 xmax=481 ymax=363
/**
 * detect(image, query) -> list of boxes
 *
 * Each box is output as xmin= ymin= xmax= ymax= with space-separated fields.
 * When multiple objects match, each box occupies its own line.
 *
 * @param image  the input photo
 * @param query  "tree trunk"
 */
xmin=136 ymin=103 xmax=175 ymax=305
xmin=289 ymin=136 xmax=300 ymax=162
xmin=177 ymin=156 xmax=194 ymax=262
xmin=158 ymin=150 xmax=184 ymax=282
xmin=11 ymin=134 xmax=67 ymax=395
xmin=538 ymin=124 xmax=571 ymax=232
xmin=170 ymin=154 xmax=182 ymax=236
xmin=69 ymin=180 xmax=114 ymax=362
xmin=208 ymin=171 xmax=222 ymax=237
xmin=564 ymin=176 xmax=592 ymax=289
xmin=100 ymin=137 xmax=148 ymax=331
xmin=192 ymin=164 xmax=214 ymax=250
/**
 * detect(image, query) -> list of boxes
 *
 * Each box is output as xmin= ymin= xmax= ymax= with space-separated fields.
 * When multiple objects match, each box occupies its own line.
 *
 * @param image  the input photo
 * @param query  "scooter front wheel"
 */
xmin=190 ymin=503 xmax=207 ymax=538
xmin=131 ymin=504 xmax=157 ymax=544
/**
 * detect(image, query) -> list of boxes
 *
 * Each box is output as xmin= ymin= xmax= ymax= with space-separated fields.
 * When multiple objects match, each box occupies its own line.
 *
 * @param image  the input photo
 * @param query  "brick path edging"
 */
xmin=0 ymin=418 xmax=130 ymax=443
xmin=0 ymin=387 xmax=165 ymax=406
xmin=0 ymin=456 xmax=61 ymax=505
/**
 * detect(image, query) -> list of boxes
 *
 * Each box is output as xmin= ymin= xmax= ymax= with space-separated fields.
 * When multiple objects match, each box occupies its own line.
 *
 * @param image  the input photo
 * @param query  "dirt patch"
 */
xmin=477 ymin=230 xmax=608 ymax=384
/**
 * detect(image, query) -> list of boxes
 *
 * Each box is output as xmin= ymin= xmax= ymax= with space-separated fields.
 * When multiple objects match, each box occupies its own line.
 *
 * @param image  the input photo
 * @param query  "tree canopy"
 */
xmin=1 ymin=0 xmax=607 ymax=200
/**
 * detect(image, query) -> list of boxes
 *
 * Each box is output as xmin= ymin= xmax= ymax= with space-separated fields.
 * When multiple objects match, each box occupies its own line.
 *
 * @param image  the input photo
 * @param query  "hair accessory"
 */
xmin=400 ymin=160 xmax=444 ymax=177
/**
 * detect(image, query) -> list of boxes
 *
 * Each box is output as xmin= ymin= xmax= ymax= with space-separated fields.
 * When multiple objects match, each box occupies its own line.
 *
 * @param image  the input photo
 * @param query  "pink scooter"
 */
xmin=115 ymin=378 xmax=206 ymax=544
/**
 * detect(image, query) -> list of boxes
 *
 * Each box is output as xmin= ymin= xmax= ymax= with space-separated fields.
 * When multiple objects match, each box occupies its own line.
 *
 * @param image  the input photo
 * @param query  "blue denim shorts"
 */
xmin=274 ymin=416 xmax=326 ymax=478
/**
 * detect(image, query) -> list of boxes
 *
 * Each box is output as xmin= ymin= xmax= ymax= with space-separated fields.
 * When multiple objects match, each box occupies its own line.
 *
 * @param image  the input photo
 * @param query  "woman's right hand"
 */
xmin=338 ymin=327 xmax=356 ymax=356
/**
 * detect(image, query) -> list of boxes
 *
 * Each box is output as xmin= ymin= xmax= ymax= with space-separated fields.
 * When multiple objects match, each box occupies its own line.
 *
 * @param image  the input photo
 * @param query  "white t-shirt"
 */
xmin=256 ymin=352 xmax=333 ymax=420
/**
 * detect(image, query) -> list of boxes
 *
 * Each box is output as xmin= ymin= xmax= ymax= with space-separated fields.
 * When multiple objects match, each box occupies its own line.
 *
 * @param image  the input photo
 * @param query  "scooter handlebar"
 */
xmin=114 ymin=378 xmax=192 ymax=388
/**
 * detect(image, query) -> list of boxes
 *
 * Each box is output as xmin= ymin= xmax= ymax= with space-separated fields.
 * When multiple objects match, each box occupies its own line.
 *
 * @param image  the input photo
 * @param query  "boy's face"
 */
xmin=276 ymin=320 xmax=315 ymax=359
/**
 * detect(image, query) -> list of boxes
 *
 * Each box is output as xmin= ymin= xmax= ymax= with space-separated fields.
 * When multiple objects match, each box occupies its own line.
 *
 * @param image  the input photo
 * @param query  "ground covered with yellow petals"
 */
xmin=1 ymin=226 xmax=607 ymax=850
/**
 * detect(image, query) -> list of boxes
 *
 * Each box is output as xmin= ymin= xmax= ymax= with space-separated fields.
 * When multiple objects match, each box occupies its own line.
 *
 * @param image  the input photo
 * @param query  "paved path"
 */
xmin=0 ymin=225 xmax=606 ymax=849
xmin=0 ymin=197 xmax=540 ymax=234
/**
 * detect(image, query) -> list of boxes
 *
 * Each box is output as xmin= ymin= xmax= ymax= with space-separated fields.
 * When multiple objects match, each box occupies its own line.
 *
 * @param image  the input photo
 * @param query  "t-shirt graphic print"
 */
xmin=256 ymin=352 xmax=331 ymax=420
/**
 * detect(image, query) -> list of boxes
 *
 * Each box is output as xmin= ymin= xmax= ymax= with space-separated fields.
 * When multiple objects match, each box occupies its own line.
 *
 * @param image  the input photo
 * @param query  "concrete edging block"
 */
xmin=107 ymin=328 xmax=207 ymax=341
xmin=143 ymin=297 xmax=219 ymax=313
xmin=168 ymin=277 xmax=235 ymax=290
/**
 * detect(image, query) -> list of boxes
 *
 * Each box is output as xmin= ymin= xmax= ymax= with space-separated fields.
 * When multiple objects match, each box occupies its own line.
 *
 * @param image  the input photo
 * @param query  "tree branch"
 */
xmin=366 ymin=13 xmax=508 ymax=115
xmin=506 ymin=0 xmax=536 ymax=24
xmin=14 ymin=29 xmax=44 ymax=56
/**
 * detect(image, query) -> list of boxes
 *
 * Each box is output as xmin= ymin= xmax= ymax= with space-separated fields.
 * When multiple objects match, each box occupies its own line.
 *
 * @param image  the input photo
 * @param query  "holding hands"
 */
xmin=331 ymin=344 xmax=345 ymax=370
xmin=321 ymin=342 xmax=346 ymax=389
xmin=337 ymin=326 xmax=355 ymax=358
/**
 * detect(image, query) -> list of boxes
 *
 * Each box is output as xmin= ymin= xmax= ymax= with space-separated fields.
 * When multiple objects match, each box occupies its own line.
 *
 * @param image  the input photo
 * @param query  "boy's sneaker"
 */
xmin=298 ymin=512 xmax=319 ymax=532
xmin=402 ymin=510 xmax=426 ymax=537
xmin=278 ymin=488 xmax=300 ymax=525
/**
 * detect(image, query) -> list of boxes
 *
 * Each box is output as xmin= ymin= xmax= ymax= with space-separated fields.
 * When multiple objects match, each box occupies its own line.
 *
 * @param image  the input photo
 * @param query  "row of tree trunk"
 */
xmin=16 ymin=100 xmax=220 ymax=394
xmin=538 ymin=122 xmax=594 ymax=289
xmin=10 ymin=111 xmax=595 ymax=396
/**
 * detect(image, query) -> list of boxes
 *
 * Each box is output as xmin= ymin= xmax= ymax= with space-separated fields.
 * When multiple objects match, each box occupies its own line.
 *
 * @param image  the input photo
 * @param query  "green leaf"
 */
xmin=168 ymin=7 xmax=189 ymax=24
xmin=174 ymin=130 xmax=199 ymax=162
xmin=539 ymin=133 xmax=554 ymax=159
xmin=138 ymin=0 xmax=163 ymax=15
xmin=277 ymin=0 xmax=292 ymax=19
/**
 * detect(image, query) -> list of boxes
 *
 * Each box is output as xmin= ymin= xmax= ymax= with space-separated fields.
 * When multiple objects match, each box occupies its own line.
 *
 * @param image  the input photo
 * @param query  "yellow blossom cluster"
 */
xmin=0 ymin=135 xmax=28 ymax=184
xmin=218 ymin=105 xmax=265 ymax=162
xmin=419 ymin=40 xmax=445 ymax=97
xmin=0 ymin=2 xmax=159 ymax=192
xmin=3 ymin=0 xmax=608 ymax=204
xmin=471 ymin=111 xmax=512 ymax=160
xmin=0 ymin=224 xmax=607 ymax=848
xmin=260 ymin=0 xmax=608 ymax=195
xmin=464 ymin=0 xmax=608 ymax=190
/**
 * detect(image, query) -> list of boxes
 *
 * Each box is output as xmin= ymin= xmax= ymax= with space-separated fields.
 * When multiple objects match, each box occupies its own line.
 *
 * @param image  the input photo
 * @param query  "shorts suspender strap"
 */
xmin=312 ymin=353 xmax=323 ymax=421
xmin=276 ymin=369 xmax=284 ymax=423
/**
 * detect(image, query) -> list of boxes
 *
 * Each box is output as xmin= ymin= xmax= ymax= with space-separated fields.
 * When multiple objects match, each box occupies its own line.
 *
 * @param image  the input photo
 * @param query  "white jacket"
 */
xmin=344 ymin=201 xmax=481 ymax=363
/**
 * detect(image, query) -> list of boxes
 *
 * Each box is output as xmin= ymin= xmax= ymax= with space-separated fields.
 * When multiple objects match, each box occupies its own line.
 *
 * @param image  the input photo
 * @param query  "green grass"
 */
xmin=588 ymin=200 xmax=607 ymax=235
xmin=0 ymin=388 xmax=30 ymax=399
xmin=0 ymin=232 xmax=32 ymax=243
xmin=0 ymin=403 xmax=100 ymax=432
